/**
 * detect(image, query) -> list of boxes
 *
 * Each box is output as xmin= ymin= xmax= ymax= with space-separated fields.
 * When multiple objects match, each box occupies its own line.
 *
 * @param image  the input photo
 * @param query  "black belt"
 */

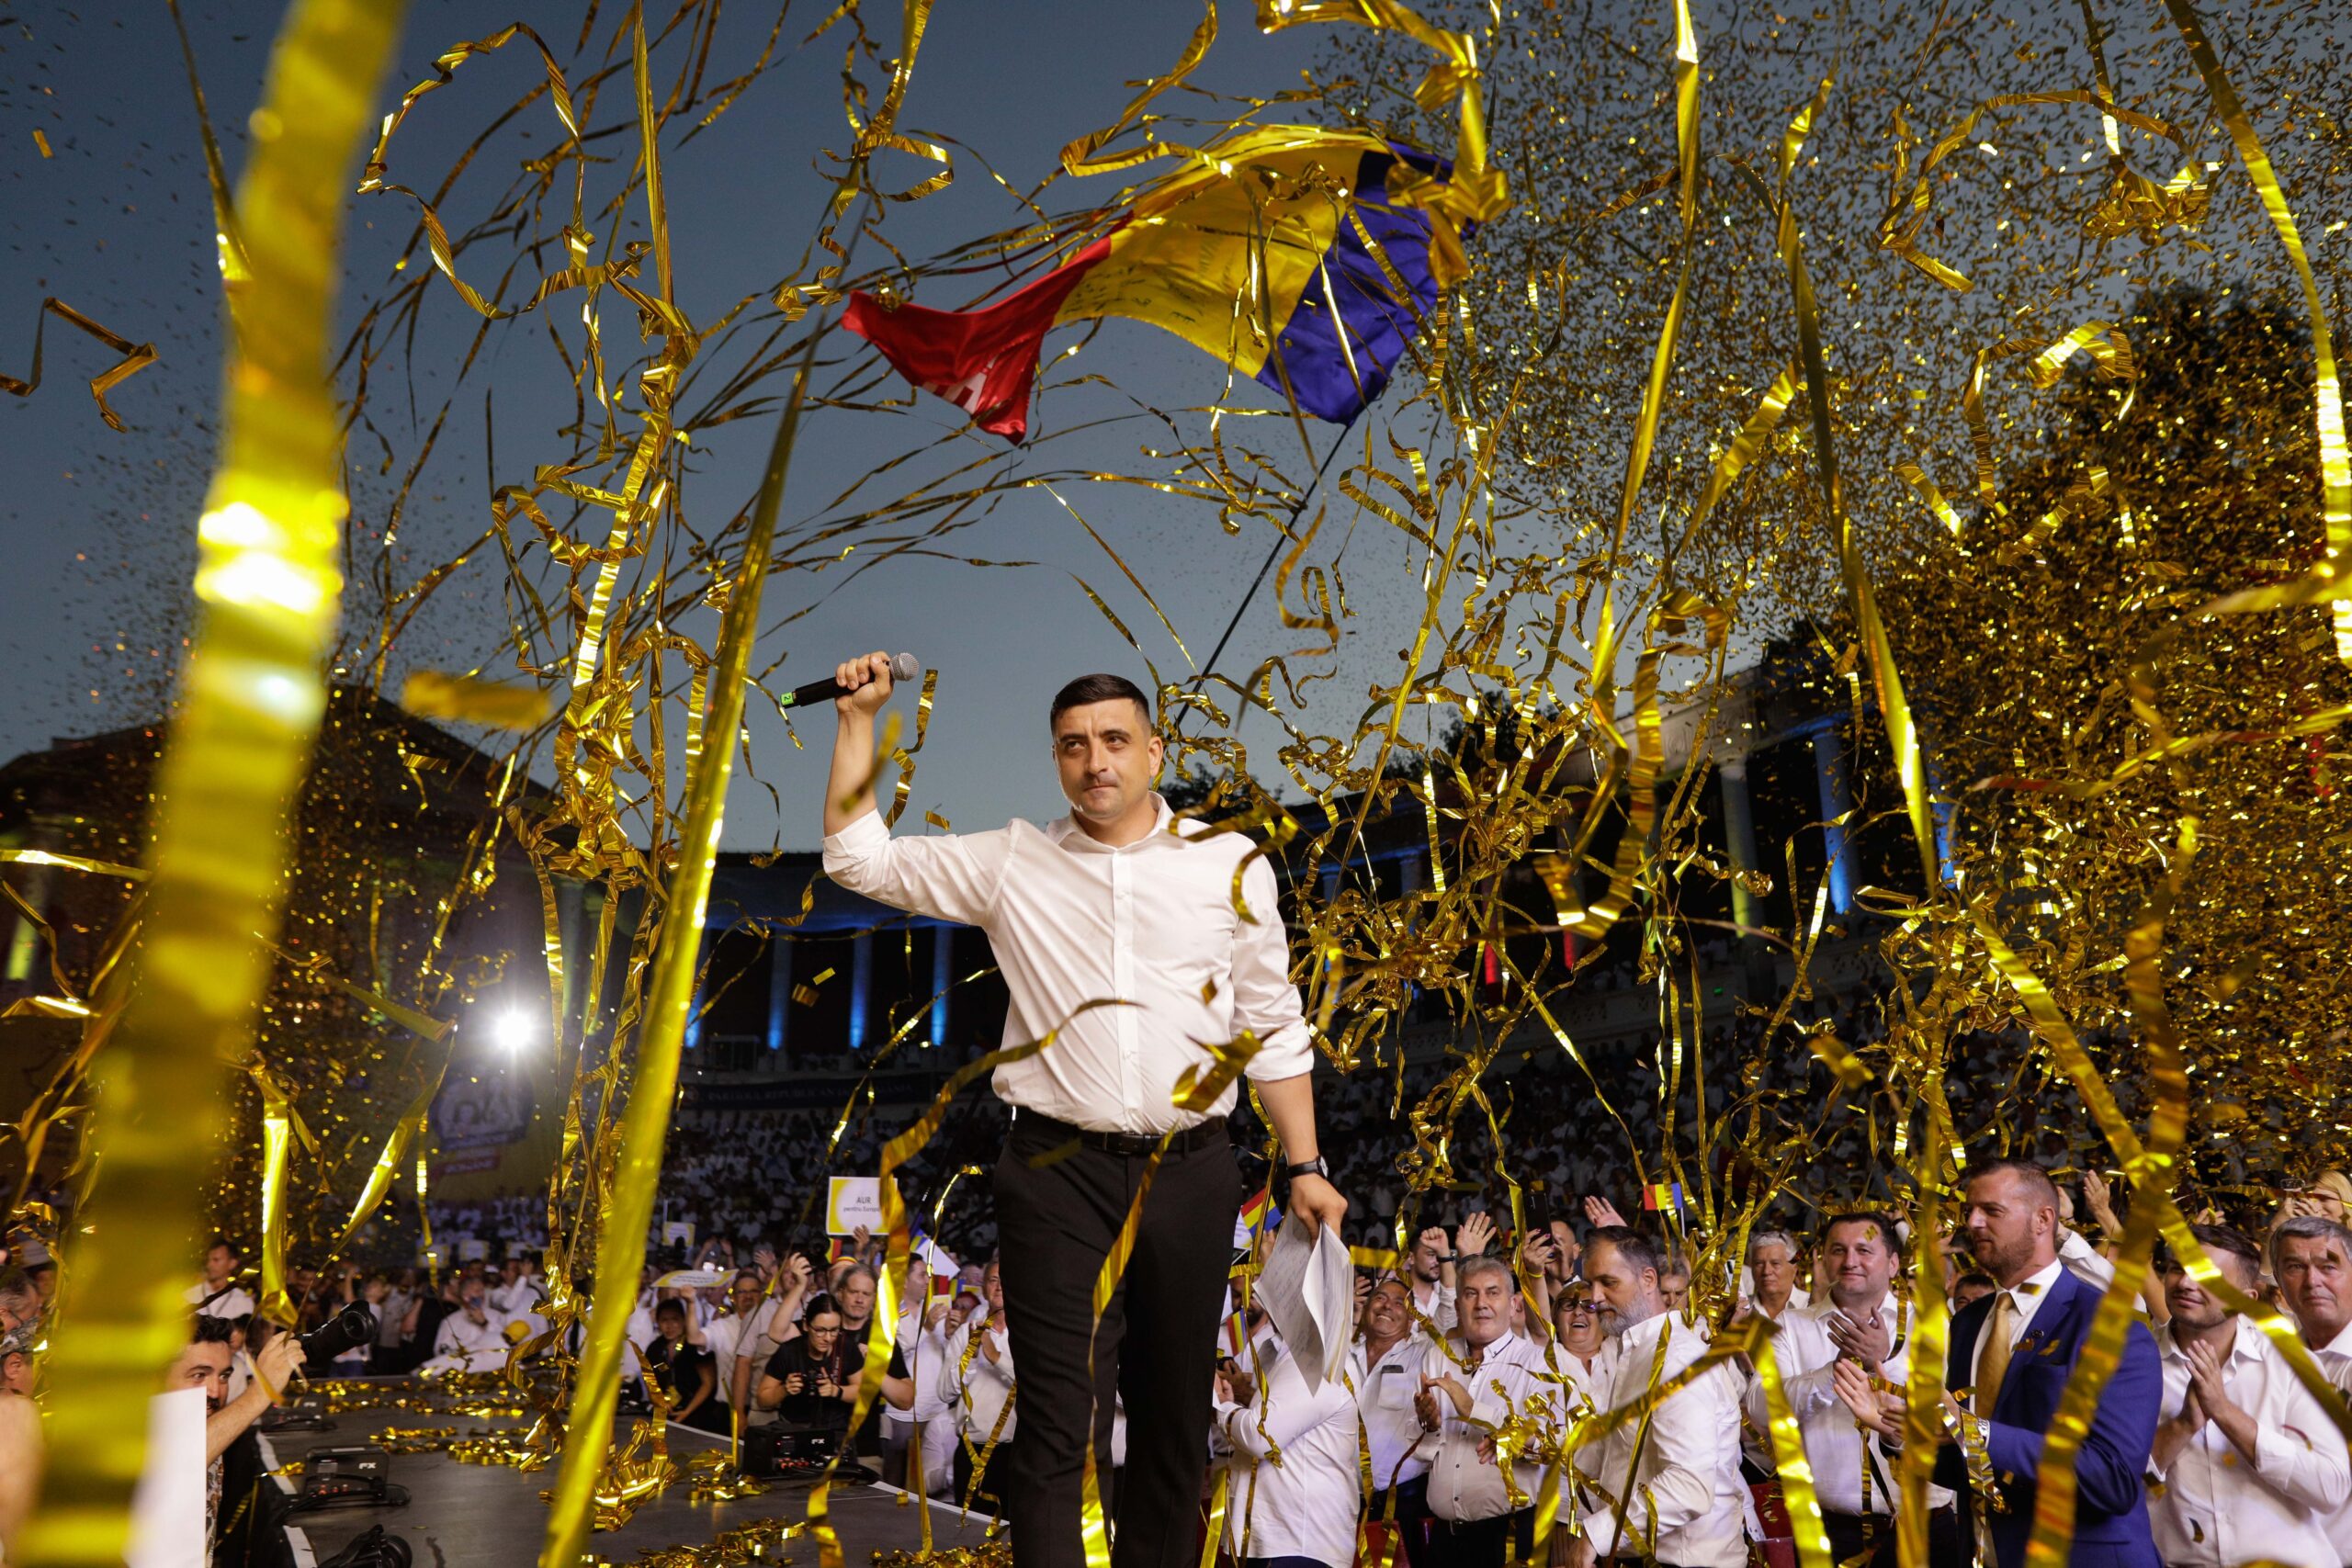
xmin=1020 ymin=1111 xmax=1228 ymax=1158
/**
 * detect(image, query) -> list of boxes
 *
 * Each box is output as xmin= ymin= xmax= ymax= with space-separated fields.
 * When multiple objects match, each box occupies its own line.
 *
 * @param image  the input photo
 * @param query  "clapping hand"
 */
xmin=1827 ymin=1308 xmax=1893 ymax=1369
xmin=2082 ymin=1169 xmax=2121 ymax=1233
xmin=2182 ymin=1338 xmax=2233 ymax=1415
xmin=1414 ymin=1379 xmax=1444 ymax=1432
xmin=1830 ymin=1357 xmax=1905 ymax=1442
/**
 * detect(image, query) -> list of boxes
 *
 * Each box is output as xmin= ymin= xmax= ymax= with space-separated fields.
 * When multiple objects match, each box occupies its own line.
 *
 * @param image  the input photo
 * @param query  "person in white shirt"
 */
xmin=821 ymin=658 xmax=1345 ymax=1568
xmin=899 ymin=1293 xmax=963 ymax=1496
xmin=1355 ymin=1276 xmax=1437 ymax=1564
xmin=1407 ymin=1224 xmax=1464 ymax=1335
xmin=2147 ymin=1222 xmax=2348 ymax=1567
xmin=2274 ymin=1213 xmax=2352 ymax=1568
xmin=1563 ymin=1227 xmax=1747 ymax=1568
xmin=1213 ymin=1334 xmax=1363 ymax=1568
xmin=187 ymin=1237 xmax=255 ymax=1321
xmin=941 ymin=1262 xmax=1018 ymax=1515
xmin=419 ymin=1280 xmax=511 ymax=1373
xmin=1739 ymin=1212 xmax=1960 ymax=1568
xmin=1417 ymin=1256 xmax=1549 ymax=1568
xmin=1739 ymin=1230 xmax=1809 ymax=1322
xmin=704 ymin=1270 xmax=776 ymax=1427
xmin=488 ymin=1255 xmax=544 ymax=1318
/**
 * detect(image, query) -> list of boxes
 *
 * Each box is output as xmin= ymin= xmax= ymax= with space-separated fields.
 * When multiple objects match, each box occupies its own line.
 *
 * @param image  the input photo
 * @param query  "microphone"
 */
xmin=782 ymin=651 xmax=921 ymax=710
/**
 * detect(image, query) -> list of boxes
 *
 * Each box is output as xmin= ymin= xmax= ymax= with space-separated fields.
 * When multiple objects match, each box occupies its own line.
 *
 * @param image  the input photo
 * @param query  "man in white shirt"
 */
xmin=941 ymin=1263 xmax=1018 ymax=1515
xmin=704 ymin=1270 xmax=780 ymax=1427
xmin=1214 ymin=1335 xmax=1363 ymax=1568
xmin=2148 ymin=1223 xmax=2348 ymax=1566
xmin=1406 ymin=1225 xmax=1462 ymax=1334
xmin=822 ymin=659 xmax=1345 ymax=1568
xmin=489 ymin=1254 xmax=544 ymax=1318
xmin=2274 ymin=1213 xmax=2352 ymax=1563
xmin=1742 ymin=1213 xmax=1960 ymax=1568
xmin=419 ymin=1280 xmax=511 ymax=1372
xmin=186 ymin=1237 xmax=256 ymax=1321
xmin=1739 ymin=1230 xmax=1810 ymax=1322
xmin=1417 ymin=1257 xmax=1550 ymax=1568
xmin=1564 ymin=1227 xmax=1747 ymax=1568
xmin=1354 ymin=1276 xmax=1436 ymax=1564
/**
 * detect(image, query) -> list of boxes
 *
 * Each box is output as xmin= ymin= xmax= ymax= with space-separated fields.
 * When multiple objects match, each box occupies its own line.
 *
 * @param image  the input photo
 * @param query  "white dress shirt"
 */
xmin=1216 ymin=1340 xmax=1363 ymax=1568
xmin=822 ymin=799 xmax=1311 ymax=1134
xmin=1412 ymin=1278 xmax=1459 ymax=1335
xmin=1974 ymin=1256 xmax=2068 ymax=1403
xmin=2058 ymin=1229 xmax=2117 ymax=1292
xmin=1742 ymin=1297 xmax=1955 ymax=1517
xmin=424 ymin=1305 xmax=511 ymax=1371
xmin=2150 ymin=1322 xmax=2350 ymax=1567
xmin=2302 ymin=1318 xmax=2352 ymax=1564
xmin=941 ymin=1316 xmax=1017 ymax=1443
xmin=1354 ymin=1332 xmax=1438 ymax=1490
xmin=489 ymin=1274 xmax=544 ymax=1317
xmin=707 ymin=1301 xmax=785 ymax=1406
xmin=1578 ymin=1310 xmax=1747 ymax=1567
xmin=187 ymin=1282 xmax=255 ymax=1320
xmin=1423 ymin=1332 xmax=1551 ymax=1523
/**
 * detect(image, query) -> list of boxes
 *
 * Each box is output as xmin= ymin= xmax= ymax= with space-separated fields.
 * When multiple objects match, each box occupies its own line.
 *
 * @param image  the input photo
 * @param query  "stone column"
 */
xmin=1717 ymin=753 xmax=1762 ymax=931
xmin=1806 ymin=718 xmax=1855 ymax=914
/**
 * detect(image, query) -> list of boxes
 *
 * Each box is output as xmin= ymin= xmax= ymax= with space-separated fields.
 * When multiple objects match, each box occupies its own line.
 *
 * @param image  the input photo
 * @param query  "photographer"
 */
xmin=170 ymin=1314 xmax=303 ymax=1564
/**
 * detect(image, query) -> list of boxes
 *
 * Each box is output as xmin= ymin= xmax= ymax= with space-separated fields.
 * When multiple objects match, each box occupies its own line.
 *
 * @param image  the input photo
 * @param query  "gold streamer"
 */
xmin=19 ymin=1 xmax=406 ymax=1562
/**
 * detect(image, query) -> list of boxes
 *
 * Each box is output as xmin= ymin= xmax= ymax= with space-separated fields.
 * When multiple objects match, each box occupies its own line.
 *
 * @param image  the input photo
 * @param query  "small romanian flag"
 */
xmin=1642 ymin=1181 xmax=1686 ymax=1213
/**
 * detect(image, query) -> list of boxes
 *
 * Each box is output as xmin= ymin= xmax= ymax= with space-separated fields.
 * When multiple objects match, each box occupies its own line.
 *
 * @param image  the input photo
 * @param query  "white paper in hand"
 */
xmin=1254 ymin=1210 xmax=1355 ymax=1392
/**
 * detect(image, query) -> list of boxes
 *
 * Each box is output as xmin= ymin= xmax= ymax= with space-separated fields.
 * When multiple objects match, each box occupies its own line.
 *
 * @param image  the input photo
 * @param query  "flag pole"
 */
xmin=1180 ymin=412 xmax=1359 ymax=733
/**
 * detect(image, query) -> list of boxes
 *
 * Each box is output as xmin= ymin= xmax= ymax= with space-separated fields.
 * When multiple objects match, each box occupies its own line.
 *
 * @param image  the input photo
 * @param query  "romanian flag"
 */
xmin=1236 ymin=1184 xmax=1279 ymax=1244
xmin=1642 ymin=1181 xmax=1686 ymax=1214
xmin=842 ymin=126 xmax=1474 ymax=442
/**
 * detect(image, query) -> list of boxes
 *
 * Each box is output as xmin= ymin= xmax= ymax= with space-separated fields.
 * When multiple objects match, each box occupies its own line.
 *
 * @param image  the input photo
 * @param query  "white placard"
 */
xmin=826 ymin=1176 xmax=883 ymax=1235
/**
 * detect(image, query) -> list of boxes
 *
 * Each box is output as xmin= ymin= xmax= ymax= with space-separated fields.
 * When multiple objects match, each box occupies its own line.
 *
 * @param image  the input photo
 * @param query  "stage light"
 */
xmin=493 ymin=1008 xmax=535 ymax=1054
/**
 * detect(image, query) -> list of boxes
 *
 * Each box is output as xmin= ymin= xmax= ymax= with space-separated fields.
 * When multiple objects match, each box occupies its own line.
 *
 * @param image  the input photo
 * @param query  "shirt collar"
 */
xmin=2322 ymin=1319 xmax=2352 ymax=1359
xmin=1046 ymin=792 xmax=1174 ymax=852
xmin=2006 ymin=1257 xmax=2066 ymax=1311
xmin=2163 ymin=1320 xmax=2264 ymax=1366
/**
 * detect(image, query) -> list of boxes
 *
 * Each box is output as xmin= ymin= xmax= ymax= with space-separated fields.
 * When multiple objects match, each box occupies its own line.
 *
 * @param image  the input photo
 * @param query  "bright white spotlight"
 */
xmin=492 ymin=1009 xmax=536 ymax=1054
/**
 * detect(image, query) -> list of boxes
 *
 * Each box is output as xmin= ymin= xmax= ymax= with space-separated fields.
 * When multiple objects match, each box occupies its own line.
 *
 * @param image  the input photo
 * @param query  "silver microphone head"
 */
xmin=888 ymin=651 xmax=922 ymax=682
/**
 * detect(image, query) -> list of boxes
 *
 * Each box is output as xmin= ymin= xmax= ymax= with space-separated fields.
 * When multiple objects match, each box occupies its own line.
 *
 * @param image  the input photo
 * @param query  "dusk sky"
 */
xmin=2 ymin=2 xmax=1488 ymax=849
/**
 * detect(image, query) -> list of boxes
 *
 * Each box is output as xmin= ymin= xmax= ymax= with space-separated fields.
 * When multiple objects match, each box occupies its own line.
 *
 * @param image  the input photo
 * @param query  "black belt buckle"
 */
xmin=1094 ymin=1129 xmax=1158 ymax=1157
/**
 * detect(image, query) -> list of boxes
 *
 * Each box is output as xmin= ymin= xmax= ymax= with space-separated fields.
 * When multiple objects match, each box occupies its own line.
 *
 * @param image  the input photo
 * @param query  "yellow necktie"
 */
xmin=1975 ymin=1292 xmax=2018 ymax=1416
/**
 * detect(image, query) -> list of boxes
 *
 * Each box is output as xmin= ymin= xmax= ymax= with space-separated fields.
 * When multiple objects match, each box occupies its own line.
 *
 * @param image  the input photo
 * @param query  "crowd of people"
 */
xmin=13 ymin=1153 xmax=2352 ymax=1568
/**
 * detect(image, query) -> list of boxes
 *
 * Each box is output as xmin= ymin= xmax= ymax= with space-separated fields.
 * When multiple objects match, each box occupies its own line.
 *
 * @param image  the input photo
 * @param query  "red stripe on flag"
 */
xmin=842 ymin=235 xmax=1114 ymax=443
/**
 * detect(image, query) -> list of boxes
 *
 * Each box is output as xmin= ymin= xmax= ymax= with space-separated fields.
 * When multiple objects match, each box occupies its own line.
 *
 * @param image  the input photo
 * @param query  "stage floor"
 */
xmin=260 ymin=1403 xmax=999 ymax=1566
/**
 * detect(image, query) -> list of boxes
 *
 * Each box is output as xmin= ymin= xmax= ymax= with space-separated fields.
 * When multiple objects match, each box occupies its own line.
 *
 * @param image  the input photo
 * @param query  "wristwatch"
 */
xmin=1283 ymin=1156 xmax=1333 ymax=1182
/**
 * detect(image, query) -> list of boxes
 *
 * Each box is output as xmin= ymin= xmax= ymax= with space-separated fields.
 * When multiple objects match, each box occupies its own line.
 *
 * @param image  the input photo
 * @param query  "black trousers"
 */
xmin=1424 ymin=1506 xmax=1534 ymax=1568
xmin=995 ymin=1111 xmax=1240 ymax=1568
xmin=1369 ymin=1476 xmax=1432 ymax=1568
xmin=1820 ymin=1506 xmax=1967 ymax=1568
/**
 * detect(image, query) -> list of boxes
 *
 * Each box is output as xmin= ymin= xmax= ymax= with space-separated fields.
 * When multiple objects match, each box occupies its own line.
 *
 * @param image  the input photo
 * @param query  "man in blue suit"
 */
xmin=1838 ymin=1158 xmax=2161 ymax=1568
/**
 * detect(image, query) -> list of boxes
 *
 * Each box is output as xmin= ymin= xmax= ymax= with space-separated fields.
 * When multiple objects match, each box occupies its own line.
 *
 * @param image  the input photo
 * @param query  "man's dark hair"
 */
xmin=1954 ymin=1270 xmax=1996 ymax=1294
xmin=2170 ymin=1223 xmax=2264 ymax=1280
xmin=1822 ymin=1211 xmax=1901 ymax=1252
xmin=0 ymin=1266 xmax=31 ymax=1305
xmin=1048 ymin=673 xmax=1152 ymax=731
xmin=208 ymin=1235 xmax=241 ymax=1258
xmin=191 ymin=1314 xmax=237 ymax=1347
xmin=1586 ymin=1224 xmax=1663 ymax=1280
xmin=1965 ymin=1157 xmax=2061 ymax=1213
